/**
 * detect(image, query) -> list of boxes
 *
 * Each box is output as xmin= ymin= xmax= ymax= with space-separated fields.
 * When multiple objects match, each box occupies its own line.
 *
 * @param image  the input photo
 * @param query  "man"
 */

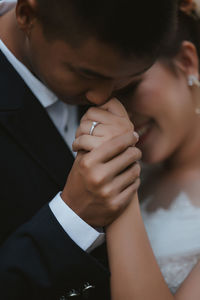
xmin=0 ymin=0 xmax=176 ymax=299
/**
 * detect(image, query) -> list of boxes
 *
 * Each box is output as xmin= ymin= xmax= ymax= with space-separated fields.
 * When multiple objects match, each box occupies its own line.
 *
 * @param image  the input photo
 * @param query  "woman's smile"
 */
xmin=135 ymin=120 xmax=154 ymax=145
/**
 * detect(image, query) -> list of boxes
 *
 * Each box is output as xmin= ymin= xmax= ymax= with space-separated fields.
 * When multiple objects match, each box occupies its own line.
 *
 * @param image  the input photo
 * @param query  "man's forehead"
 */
xmin=57 ymin=38 xmax=156 ymax=79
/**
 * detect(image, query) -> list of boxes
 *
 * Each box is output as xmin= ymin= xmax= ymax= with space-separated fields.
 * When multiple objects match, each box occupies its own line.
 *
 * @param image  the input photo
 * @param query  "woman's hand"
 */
xmin=73 ymin=98 xmax=139 ymax=152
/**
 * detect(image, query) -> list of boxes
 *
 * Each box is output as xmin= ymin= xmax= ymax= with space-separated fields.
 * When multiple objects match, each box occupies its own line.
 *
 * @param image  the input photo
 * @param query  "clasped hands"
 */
xmin=61 ymin=98 xmax=141 ymax=227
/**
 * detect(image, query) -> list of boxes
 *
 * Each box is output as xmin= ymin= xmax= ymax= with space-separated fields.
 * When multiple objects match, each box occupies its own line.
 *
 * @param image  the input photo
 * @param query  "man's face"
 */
xmin=26 ymin=20 xmax=153 ymax=106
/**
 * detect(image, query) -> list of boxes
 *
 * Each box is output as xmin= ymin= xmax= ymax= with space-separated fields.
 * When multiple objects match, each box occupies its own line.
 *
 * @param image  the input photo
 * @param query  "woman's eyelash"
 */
xmin=116 ymin=81 xmax=141 ymax=97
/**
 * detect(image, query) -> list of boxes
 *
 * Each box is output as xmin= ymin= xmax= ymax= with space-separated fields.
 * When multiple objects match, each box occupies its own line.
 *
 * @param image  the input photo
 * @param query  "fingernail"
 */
xmin=133 ymin=131 xmax=139 ymax=141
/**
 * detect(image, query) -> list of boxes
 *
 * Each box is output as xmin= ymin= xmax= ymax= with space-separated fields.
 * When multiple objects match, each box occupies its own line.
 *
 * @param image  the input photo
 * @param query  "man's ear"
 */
xmin=16 ymin=0 xmax=38 ymax=34
xmin=174 ymin=41 xmax=199 ymax=79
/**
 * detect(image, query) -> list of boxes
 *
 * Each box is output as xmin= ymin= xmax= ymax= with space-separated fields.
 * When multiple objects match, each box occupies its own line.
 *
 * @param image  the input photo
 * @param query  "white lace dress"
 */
xmin=141 ymin=193 xmax=200 ymax=293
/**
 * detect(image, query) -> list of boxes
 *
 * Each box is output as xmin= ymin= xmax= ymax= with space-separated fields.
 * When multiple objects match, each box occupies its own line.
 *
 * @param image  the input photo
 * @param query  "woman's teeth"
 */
xmin=136 ymin=123 xmax=151 ymax=137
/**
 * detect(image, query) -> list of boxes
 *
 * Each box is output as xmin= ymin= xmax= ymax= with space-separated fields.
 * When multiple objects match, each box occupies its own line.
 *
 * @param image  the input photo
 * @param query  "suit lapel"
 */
xmin=0 ymin=51 xmax=74 ymax=188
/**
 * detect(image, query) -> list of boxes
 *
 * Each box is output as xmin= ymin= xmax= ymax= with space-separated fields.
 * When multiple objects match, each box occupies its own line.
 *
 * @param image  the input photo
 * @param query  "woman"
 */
xmin=74 ymin=0 xmax=200 ymax=298
xmin=107 ymin=0 xmax=200 ymax=299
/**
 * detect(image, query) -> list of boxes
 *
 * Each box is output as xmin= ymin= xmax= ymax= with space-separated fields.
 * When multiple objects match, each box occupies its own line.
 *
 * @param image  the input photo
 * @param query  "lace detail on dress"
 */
xmin=141 ymin=192 xmax=200 ymax=293
xmin=157 ymin=254 xmax=200 ymax=293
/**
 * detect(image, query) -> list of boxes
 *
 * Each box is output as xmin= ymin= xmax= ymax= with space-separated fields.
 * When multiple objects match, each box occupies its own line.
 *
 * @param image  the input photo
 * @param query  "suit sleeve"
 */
xmin=0 ymin=204 xmax=110 ymax=300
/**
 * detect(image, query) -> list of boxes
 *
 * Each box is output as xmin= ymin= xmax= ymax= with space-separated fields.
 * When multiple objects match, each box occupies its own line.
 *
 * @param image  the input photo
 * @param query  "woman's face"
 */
xmin=124 ymin=60 xmax=198 ymax=164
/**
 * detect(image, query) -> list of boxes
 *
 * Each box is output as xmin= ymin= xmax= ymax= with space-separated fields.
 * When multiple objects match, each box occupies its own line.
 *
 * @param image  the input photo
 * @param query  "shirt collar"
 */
xmin=0 ymin=0 xmax=16 ymax=16
xmin=0 ymin=39 xmax=58 ymax=108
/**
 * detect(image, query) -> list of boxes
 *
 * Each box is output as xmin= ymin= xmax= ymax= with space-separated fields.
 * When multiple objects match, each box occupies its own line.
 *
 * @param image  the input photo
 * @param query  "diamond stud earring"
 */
xmin=195 ymin=108 xmax=200 ymax=114
xmin=188 ymin=76 xmax=200 ymax=115
xmin=188 ymin=75 xmax=200 ymax=87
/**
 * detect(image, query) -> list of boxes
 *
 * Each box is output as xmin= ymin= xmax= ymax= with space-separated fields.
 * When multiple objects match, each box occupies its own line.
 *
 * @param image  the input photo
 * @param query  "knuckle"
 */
xmin=99 ymin=185 xmax=112 ymax=199
xmin=89 ymin=170 xmax=105 ymax=187
xmin=79 ymin=123 xmax=85 ymax=135
xmin=86 ymin=107 xmax=97 ymax=119
xmin=126 ymin=119 xmax=134 ymax=131
xmin=110 ymin=137 xmax=125 ymax=153
xmin=126 ymin=132 xmax=136 ymax=146
xmin=124 ymin=177 xmax=141 ymax=197
xmin=76 ymin=135 xmax=83 ymax=148
xmin=79 ymin=155 xmax=91 ymax=170
xmin=72 ymin=140 xmax=77 ymax=151
xmin=135 ymin=163 xmax=141 ymax=176
xmin=133 ymin=177 xmax=141 ymax=190
xmin=131 ymin=163 xmax=141 ymax=177
xmin=136 ymin=177 xmax=141 ymax=186
xmin=107 ymin=200 xmax=120 ymax=215
xmin=126 ymin=146 xmax=135 ymax=157
xmin=135 ymin=148 xmax=142 ymax=160
xmin=118 ymin=118 xmax=133 ymax=132
xmin=75 ymin=128 xmax=80 ymax=138
xmin=108 ymin=126 xmax=124 ymax=138
xmin=128 ymin=146 xmax=142 ymax=160
xmin=126 ymin=147 xmax=139 ymax=161
xmin=79 ymin=135 xmax=85 ymax=144
xmin=123 ymin=117 xmax=134 ymax=130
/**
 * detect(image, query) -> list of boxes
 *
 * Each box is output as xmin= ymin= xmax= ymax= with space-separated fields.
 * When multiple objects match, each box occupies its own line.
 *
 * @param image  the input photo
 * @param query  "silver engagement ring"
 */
xmin=89 ymin=121 xmax=99 ymax=135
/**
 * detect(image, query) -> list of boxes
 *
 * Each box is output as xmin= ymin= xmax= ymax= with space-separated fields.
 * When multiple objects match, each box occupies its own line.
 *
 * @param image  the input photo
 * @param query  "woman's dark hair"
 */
xmin=35 ymin=0 xmax=177 ymax=59
xmin=160 ymin=3 xmax=200 ymax=60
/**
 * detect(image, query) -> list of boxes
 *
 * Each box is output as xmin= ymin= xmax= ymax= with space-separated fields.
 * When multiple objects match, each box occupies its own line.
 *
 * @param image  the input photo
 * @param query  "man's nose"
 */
xmin=85 ymin=82 xmax=114 ymax=105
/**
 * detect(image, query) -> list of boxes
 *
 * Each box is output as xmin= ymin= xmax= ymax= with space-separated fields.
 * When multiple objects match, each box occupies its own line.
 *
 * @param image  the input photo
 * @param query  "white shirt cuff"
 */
xmin=49 ymin=192 xmax=105 ymax=253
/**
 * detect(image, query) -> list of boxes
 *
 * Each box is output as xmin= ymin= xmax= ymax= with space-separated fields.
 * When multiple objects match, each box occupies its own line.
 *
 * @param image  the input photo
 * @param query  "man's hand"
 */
xmin=61 ymin=98 xmax=141 ymax=227
xmin=62 ymin=132 xmax=141 ymax=227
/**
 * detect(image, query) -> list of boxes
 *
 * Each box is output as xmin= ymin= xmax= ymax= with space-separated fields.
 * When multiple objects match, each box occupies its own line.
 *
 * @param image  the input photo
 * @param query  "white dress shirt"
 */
xmin=0 ymin=0 xmax=104 ymax=252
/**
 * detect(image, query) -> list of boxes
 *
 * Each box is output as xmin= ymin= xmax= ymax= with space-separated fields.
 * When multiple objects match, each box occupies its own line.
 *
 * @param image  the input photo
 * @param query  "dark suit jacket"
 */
xmin=0 ymin=51 xmax=110 ymax=300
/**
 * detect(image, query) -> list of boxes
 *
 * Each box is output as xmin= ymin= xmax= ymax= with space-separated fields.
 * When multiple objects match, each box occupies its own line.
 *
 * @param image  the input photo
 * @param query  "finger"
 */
xmin=73 ymin=135 xmax=105 ymax=152
xmin=113 ymin=162 xmax=141 ymax=192
xmin=105 ymin=147 xmax=142 ymax=178
xmin=74 ymin=130 xmax=139 ymax=152
xmin=77 ymin=148 xmax=141 ymax=194
xmin=106 ymin=179 xmax=140 ymax=224
xmin=76 ymin=119 xmax=139 ymax=142
xmin=88 ymin=131 xmax=138 ymax=163
xmin=114 ymin=178 xmax=140 ymax=209
xmin=99 ymin=162 xmax=140 ymax=200
xmin=81 ymin=106 xmax=125 ymax=125
xmin=100 ymin=97 xmax=129 ymax=118
xmin=115 ymin=177 xmax=140 ymax=206
xmin=76 ymin=120 xmax=105 ymax=138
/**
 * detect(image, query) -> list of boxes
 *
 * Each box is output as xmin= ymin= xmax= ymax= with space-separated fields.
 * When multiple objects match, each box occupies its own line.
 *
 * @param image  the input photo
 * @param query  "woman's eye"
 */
xmin=116 ymin=81 xmax=141 ymax=99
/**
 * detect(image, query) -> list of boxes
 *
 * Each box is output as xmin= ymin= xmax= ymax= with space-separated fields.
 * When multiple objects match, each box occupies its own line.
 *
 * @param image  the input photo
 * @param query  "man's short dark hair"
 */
xmin=36 ymin=0 xmax=177 ymax=59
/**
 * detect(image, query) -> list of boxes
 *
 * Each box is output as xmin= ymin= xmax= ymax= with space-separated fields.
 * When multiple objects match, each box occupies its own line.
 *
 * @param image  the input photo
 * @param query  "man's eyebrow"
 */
xmin=77 ymin=67 xmax=112 ymax=79
xmin=68 ymin=62 xmax=153 ymax=80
